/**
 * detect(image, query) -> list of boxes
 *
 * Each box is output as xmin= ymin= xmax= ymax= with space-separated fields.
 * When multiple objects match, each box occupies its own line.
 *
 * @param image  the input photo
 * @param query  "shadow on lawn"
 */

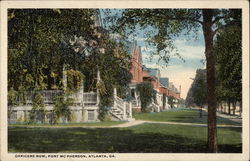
xmin=8 ymin=127 xmax=241 ymax=153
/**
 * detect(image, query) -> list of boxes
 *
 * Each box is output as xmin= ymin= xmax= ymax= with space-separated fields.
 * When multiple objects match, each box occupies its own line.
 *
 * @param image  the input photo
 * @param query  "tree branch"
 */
xmin=212 ymin=16 xmax=224 ymax=24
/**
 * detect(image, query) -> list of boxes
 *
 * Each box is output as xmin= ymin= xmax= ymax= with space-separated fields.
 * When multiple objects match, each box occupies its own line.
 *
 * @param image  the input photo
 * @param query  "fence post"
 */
xmin=129 ymin=102 xmax=132 ymax=118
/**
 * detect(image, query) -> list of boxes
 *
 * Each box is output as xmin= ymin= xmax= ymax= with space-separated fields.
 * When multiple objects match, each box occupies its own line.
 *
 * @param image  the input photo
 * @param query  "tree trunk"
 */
xmin=202 ymin=9 xmax=217 ymax=153
xmin=233 ymin=101 xmax=236 ymax=115
xmin=227 ymin=100 xmax=231 ymax=115
xmin=240 ymin=101 xmax=242 ymax=117
xmin=199 ymin=106 xmax=203 ymax=118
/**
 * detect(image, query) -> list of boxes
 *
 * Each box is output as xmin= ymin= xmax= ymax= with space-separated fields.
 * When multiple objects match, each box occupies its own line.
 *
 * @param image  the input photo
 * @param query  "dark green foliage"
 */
xmin=98 ymin=100 xmax=111 ymax=121
xmin=65 ymin=69 xmax=84 ymax=92
xmin=186 ymin=69 xmax=207 ymax=108
xmin=8 ymin=9 xmax=97 ymax=91
xmin=114 ymin=9 xmax=202 ymax=64
xmin=167 ymin=96 xmax=175 ymax=108
xmin=136 ymin=82 xmax=155 ymax=112
xmin=214 ymin=26 xmax=242 ymax=108
xmin=8 ymin=9 xmax=132 ymax=122
xmin=8 ymin=88 xmax=18 ymax=106
xmin=30 ymin=92 xmax=46 ymax=123
xmin=94 ymin=41 xmax=131 ymax=121
xmin=53 ymin=93 xmax=74 ymax=123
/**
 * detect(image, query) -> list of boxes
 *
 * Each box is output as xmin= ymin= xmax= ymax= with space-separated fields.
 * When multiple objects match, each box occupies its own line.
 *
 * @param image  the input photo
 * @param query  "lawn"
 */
xmin=134 ymin=108 xmax=241 ymax=125
xmin=8 ymin=121 xmax=125 ymax=127
xmin=8 ymin=124 xmax=241 ymax=153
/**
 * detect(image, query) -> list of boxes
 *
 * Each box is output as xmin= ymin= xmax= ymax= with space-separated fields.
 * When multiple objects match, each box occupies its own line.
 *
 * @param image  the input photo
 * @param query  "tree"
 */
xmin=191 ymin=69 xmax=207 ymax=117
xmin=167 ymin=96 xmax=175 ymax=108
xmin=112 ymin=8 xmax=241 ymax=152
xmin=136 ymin=82 xmax=155 ymax=112
xmin=30 ymin=92 xmax=46 ymax=123
xmin=8 ymin=9 xmax=98 ymax=91
xmin=53 ymin=93 xmax=74 ymax=123
xmin=214 ymin=25 xmax=242 ymax=116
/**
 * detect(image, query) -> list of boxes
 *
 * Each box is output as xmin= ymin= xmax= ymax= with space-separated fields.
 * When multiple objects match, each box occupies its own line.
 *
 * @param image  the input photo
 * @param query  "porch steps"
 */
xmin=109 ymin=96 xmax=134 ymax=121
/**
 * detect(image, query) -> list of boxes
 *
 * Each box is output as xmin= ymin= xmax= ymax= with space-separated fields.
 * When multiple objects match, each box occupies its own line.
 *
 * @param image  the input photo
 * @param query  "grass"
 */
xmin=8 ymin=121 xmax=125 ymax=127
xmin=134 ymin=108 xmax=241 ymax=125
xmin=8 ymin=124 xmax=241 ymax=153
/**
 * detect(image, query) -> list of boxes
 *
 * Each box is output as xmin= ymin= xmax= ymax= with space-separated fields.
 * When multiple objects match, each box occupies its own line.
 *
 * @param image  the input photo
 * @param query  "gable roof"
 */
xmin=160 ymin=77 xmax=169 ymax=88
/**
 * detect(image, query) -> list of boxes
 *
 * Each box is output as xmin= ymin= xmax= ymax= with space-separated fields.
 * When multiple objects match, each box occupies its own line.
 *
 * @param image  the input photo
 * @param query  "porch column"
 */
xmin=79 ymin=81 xmax=84 ymax=105
xmin=134 ymin=91 xmax=138 ymax=106
xmin=63 ymin=65 xmax=67 ymax=91
xmin=129 ymin=102 xmax=132 ymax=118
xmin=113 ymin=88 xmax=117 ymax=109
xmin=96 ymin=70 xmax=100 ymax=105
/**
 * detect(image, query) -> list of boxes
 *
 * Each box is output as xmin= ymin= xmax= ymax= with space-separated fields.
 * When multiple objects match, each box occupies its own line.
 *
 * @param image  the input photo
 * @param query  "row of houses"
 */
xmin=128 ymin=41 xmax=181 ymax=112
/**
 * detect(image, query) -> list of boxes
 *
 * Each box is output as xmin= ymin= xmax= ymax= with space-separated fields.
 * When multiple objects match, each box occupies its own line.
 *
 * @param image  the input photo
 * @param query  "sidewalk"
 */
xmin=11 ymin=119 xmax=241 ymax=129
xmin=216 ymin=112 xmax=242 ymax=124
xmin=196 ymin=107 xmax=242 ymax=124
xmin=110 ymin=120 xmax=242 ymax=128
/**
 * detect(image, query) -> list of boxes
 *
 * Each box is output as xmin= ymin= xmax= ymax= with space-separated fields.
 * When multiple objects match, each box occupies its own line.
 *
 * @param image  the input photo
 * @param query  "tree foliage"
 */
xmin=167 ymin=96 xmax=175 ymax=108
xmin=53 ymin=94 xmax=74 ymax=123
xmin=65 ymin=69 xmax=84 ymax=92
xmin=30 ymin=92 xmax=46 ymax=123
xmin=214 ymin=25 xmax=242 ymax=114
xmin=136 ymin=82 xmax=155 ymax=112
xmin=8 ymin=9 xmax=132 ymax=122
xmin=8 ymin=9 xmax=97 ymax=91
xmin=186 ymin=69 xmax=207 ymax=107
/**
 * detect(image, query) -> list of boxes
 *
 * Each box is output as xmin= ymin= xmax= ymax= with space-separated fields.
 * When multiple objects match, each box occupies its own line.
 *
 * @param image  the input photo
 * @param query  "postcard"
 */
xmin=0 ymin=0 xmax=249 ymax=161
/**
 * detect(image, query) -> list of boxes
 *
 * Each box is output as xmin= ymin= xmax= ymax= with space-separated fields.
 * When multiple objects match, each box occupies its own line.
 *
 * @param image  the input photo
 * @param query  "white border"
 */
xmin=1 ymin=1 xmax=249 ymax=161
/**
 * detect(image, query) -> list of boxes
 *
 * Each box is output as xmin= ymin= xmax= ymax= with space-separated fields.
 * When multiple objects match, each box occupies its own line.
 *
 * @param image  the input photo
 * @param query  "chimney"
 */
xmin=179 ymin=85 xmax=181 ymax=94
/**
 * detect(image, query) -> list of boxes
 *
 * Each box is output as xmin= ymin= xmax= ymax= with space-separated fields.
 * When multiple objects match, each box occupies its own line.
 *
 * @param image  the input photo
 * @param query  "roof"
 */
xmin=160 ymin=77 xmax=169 ymax=88
xmin=142 ymin=65 xmax=148 ymax=71
xmin=147 ymin=68 xmax=158 ymax=77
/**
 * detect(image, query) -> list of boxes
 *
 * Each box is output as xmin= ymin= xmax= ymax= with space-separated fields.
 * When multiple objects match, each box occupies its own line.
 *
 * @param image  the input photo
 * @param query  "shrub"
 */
xmin=8 ymin=88 xmax=18 ymax=106
xmin=53 ymin=93 xmax=74 ymax=123
xmin=136 ymin=82 xmax=155 ymax=112
xmin=30 ymin=92 xmax=46 ymax=123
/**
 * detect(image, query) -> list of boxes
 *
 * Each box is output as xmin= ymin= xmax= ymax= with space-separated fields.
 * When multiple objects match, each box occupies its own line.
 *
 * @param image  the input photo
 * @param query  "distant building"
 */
xmin=128 ymin=40 xmax=181 ymax=111
xmin=129 ymin=41 xmax=143 ymax=83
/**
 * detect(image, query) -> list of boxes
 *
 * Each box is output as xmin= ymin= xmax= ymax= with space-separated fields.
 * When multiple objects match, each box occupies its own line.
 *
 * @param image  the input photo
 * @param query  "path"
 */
xmin=216 ymin=112 xmax=242 ymax=124
xmin=195 ymin=107 xmax=242 ymax=124
xmin=110 ymin=120 xmax=241 ymax=128
xmin=10 ymin=119 xmax=241 ymax=129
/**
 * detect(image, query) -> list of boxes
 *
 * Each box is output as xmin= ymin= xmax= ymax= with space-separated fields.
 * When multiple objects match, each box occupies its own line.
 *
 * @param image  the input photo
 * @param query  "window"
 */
xmin=9 ymin=111 xmax=17 ymax=122
xmin=88 ymin=110 xmax=95 ymax=121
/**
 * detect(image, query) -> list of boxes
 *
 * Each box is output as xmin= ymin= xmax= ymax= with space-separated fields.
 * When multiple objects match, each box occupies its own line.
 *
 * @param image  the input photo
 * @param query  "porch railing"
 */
xmin=17 ymin=90 xmax=97 ymax=105
xmin=26 ymin=90 xmax=63 ymax=104
xmin=83 ymin=92 xmax=97 ymax=105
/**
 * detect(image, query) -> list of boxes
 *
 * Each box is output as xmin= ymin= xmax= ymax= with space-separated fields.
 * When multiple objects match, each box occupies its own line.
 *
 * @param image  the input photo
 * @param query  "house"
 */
xmin=128 ymin=40 xmax=181 ymax=111
xmin=8 ymin=9 xmax=134 ymax=124
xmin=8 ymin=69 xmax=134 ymax=123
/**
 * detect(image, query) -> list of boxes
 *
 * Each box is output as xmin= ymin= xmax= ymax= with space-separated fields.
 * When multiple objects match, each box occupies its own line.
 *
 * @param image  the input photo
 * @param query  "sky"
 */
xmin=101 ymin=9 xmax=206 ymax=99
